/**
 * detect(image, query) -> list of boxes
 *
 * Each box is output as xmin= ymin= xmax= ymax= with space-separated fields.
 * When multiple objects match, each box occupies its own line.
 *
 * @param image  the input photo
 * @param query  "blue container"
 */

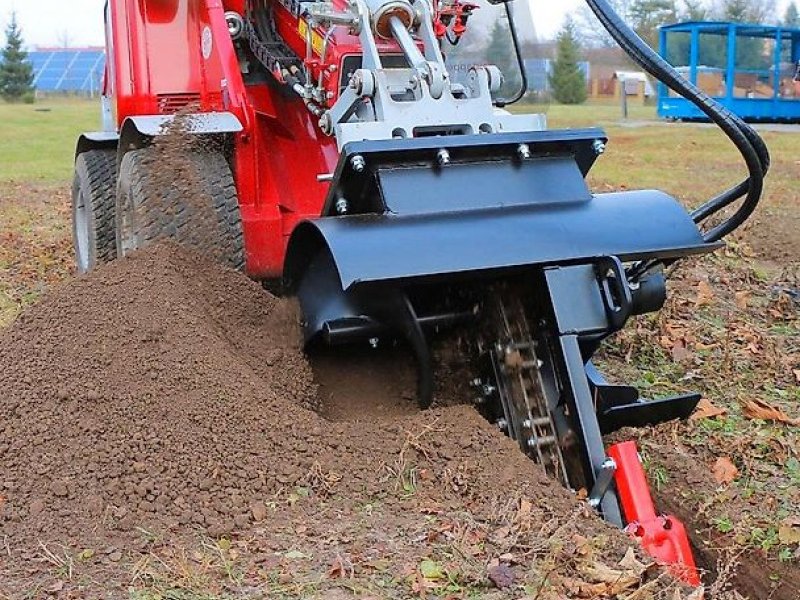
xmin=658 ymin=21 xmax=800 ymax=123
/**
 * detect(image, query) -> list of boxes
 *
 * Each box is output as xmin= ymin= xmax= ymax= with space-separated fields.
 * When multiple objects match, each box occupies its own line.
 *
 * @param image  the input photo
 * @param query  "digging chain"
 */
xmin=482 ymin=289 xmax=572 ymax=487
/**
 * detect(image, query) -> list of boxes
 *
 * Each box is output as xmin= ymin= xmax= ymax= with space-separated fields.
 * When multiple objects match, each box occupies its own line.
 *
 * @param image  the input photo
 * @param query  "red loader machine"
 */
xmin=72 ymin=0 xmax=770 ymax=586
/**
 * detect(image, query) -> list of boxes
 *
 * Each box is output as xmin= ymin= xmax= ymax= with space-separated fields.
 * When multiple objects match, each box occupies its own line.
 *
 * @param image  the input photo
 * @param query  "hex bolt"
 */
xmin=592 ymin=139 xmax=607 ymax=155
xmin=526 ymin=437 xmax=537 ymax=448
xmin=318 ymin=113 xmax=332 ymax=133
xmin=517 ymin=143 xmax=532 ymax=159
xmin=496 ymin=418 xmax=508 ymax=430
xmin=522 ymin=419 xmax=532 ymax=429
xmin=482 ymin=384 xmax=496 ymax=397
xmin=368 ymin=337 xmax=379 ymax=349
xmin=436 ymin=148 xmax=451 ymax=167
xmin=335 ymin=198 xmax=349 ymax=215
xmin=350 ymin=154 xmax=366 ymax=173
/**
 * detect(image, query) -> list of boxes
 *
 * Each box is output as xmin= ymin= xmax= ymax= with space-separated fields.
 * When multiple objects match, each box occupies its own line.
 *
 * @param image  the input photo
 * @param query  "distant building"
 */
xmin=29 ymin=47 xmax=106 ymax=95
xmin=612 ymin=71 xmax=655 ymax=97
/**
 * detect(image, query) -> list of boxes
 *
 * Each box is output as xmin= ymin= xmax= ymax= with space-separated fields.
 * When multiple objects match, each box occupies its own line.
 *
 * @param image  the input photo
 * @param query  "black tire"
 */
xmin=115 ymin=148 xmax=244 ymax=270
xmin=72 ymin=149 xmax=118 ymax=273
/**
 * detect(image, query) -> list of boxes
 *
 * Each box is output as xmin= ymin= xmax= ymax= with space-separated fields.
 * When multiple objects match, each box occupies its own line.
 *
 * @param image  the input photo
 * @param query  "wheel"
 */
xmin=71 ymin=149 xmax=118 ymax=273
xmin=115 ymin=148 xmax=244 ymax=270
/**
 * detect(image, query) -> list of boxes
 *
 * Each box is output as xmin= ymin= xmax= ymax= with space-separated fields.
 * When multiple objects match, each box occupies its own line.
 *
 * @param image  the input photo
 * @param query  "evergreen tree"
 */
xmin=550 ymin=19 xmax=588 ymax=105
xmin=485 ymin=17 xmax=523 ymax=100
xmin=785 ymin=2 xmax=800 ymax=27
xmin=0 ymin=13 xmax=34 ymax=102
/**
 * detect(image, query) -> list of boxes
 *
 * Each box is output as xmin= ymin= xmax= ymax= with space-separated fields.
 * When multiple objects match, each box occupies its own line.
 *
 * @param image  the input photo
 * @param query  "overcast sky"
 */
xmin=0 ymin=0 xmax=792 ymax=48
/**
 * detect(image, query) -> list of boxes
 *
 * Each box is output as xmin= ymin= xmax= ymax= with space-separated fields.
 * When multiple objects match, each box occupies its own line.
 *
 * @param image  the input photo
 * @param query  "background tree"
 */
xmin=0 ymin=13 xmax=34 ymax=103
xmin=485 ymin=16 xmax=523 ymax=100
xmin=784 ymin=2 xmax=800 ymax=27
xmin=574 ymin=0 xmax=633 ymax=48
xmin=716 ymin=0 xmax=776 ymax=23
xmin=629 ymin=0 xmax=678 ymax=48
xmin=550 ymin=18 xmax=588 ymax=105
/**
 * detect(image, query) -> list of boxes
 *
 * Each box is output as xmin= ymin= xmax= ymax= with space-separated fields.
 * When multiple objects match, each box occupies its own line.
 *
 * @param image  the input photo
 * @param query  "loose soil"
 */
xmin=0 ymin=244 xmax=690 ymax=598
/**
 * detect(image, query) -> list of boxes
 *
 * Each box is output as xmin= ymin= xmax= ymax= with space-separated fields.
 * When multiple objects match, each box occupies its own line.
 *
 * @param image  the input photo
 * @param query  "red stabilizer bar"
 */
xmin=608 ymin=441 xmax=701 ymax=587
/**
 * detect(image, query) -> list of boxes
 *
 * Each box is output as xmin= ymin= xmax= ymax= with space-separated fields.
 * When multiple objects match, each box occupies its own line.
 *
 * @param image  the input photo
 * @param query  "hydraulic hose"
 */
xmin=583 ymin=0 xmax=769 ymax=243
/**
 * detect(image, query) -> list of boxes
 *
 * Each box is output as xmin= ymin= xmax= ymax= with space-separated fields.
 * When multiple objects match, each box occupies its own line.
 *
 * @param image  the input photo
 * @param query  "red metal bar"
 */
xmin=608 ymin=441 xmax=701 ymax=587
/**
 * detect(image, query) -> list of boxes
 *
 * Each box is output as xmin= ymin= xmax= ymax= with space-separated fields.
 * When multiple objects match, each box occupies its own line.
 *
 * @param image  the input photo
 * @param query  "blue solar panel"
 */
xmin=29 ymin=49 xmax=106 ymax=93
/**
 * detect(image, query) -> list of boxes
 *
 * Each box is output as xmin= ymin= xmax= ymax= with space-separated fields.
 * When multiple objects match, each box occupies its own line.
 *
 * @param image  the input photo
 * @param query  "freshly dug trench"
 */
xmin=0 ymin=244 xmax=693 ymax=597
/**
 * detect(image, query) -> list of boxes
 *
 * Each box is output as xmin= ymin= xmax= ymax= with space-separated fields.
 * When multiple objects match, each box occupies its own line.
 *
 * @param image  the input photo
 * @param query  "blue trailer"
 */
xmin=658 ymin=21 xmax=800 ymax=122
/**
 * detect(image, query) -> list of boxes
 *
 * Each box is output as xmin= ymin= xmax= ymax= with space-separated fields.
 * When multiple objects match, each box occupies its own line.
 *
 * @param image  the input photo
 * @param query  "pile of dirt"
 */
xmin=0 ymin=245 xmax=691 ymax=597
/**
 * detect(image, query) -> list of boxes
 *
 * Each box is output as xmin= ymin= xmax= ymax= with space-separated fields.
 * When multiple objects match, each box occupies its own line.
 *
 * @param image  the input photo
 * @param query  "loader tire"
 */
xmin=116 ymin=148 xmax=244 ymax=270
xmin=71 ymin=149 xmax=118 ymax=273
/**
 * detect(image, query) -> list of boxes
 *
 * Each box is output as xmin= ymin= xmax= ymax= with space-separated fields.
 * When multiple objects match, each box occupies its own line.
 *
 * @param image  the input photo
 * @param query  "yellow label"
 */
xmin=298 ymin=20 xmax=325 ymax=57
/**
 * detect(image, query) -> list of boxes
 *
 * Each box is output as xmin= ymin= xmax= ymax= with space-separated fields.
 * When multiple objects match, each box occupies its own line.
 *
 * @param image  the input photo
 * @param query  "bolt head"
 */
xmin=335 ymin=198 xmax=349 ymax=215
xmin=368 ymin=337 xmax=379 ymax=349
xmin=350 ymin=155 xmax=366 ymax=172
xmin=496 ymin=418 xmax=508 ymax=430
xmin=436 ymin=149 xmax=451 ymax=166
xmin=517 ymin=143 xmax=532 ymax=160
xmin=592 ymin=139 xmax=606 ymax=155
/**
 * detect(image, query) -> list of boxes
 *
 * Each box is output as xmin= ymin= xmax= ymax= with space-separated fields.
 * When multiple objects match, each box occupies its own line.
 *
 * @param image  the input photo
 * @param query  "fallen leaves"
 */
xmin=742 ymin=398 xmax=800 ymax=426
xmin=734 ymin=290 xmax=751 ymax=310
xmin=562 ymin=547 xmax=654 ymax=598
xmin=690 ymin=398 xmax=727 ymax=421
xmin=712 ymin=456 xmax=738 ymax=485
xmin=694 ymin=281 xmax=714 ymax=307
xmin=778 ymin=517 xmax=800 ymax=545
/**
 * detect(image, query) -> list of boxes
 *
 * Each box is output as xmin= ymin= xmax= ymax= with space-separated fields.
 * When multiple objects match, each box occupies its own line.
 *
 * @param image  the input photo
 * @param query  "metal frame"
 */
xmin=658 ymin=20 xmax=800 ymax=122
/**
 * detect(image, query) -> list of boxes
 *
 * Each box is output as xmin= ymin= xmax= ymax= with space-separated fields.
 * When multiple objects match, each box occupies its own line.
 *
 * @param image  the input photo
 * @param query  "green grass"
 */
xmin=0 ymin=98 xmax=103 ymax=182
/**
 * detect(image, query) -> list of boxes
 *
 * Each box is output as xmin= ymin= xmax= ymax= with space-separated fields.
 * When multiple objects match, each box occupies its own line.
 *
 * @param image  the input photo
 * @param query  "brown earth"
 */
xmin=0 ymin=244 xmax=690 ymax=598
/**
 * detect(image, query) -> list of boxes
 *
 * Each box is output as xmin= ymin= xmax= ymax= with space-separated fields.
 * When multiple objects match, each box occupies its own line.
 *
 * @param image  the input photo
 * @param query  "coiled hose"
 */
xmin=584 ymin=0 xmax=769 ymax=244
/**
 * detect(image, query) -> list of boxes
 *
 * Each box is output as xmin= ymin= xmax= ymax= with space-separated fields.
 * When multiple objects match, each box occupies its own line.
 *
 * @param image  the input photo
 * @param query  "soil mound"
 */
xmin=0 ymin=245 xmax=682 ymax=597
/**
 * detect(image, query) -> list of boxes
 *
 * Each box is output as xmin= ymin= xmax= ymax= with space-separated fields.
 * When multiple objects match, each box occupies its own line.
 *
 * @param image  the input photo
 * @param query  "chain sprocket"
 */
xmin=477 ymin=285 xmax=574 ymax=487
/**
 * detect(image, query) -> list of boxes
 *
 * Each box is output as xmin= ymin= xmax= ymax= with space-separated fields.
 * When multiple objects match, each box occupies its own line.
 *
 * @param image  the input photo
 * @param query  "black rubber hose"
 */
xmin=583 ymin=0 xmax=768 ymax=242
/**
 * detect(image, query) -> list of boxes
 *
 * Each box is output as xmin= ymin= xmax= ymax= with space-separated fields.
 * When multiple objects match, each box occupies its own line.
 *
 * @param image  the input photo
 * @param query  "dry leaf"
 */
xmin=580 ymin=560 xmax=640 ymax=593
xmin=778 ymin=517 xmax=800 ymax=545
xmin=734 ymin=290 xmax=751 ymax=309
xmin=742 ymin=398 xmax=800 ymax=426
xmin=793 ymin=369 xmax=800 ymax=384
xmin=712 ymin=456 xmax=738 ymax=485
xmin=690 ymin=398 xmax=727 ymax=421
xmin=695 ymin=281 xmax=714 ymax=307
xmin=671 ymin=341 xmax=692 ymax=362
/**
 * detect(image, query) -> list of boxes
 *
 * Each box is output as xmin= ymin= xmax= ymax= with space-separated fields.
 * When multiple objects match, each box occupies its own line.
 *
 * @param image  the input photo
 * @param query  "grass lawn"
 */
xmin=0 ymin=98 xmax=104 ymax=183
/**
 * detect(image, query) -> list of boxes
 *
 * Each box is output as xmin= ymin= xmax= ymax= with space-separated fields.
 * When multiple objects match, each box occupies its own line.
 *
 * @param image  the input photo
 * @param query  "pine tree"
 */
xmin=485 ymin=17 xmax=522 ymax=100
xmin=0 ymin=13 xmax=34 ymax=103
xmin=550 ymin=19 xmax=587 ymax=105
xmin=785 ymin=2 xmax=800 ymax=27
